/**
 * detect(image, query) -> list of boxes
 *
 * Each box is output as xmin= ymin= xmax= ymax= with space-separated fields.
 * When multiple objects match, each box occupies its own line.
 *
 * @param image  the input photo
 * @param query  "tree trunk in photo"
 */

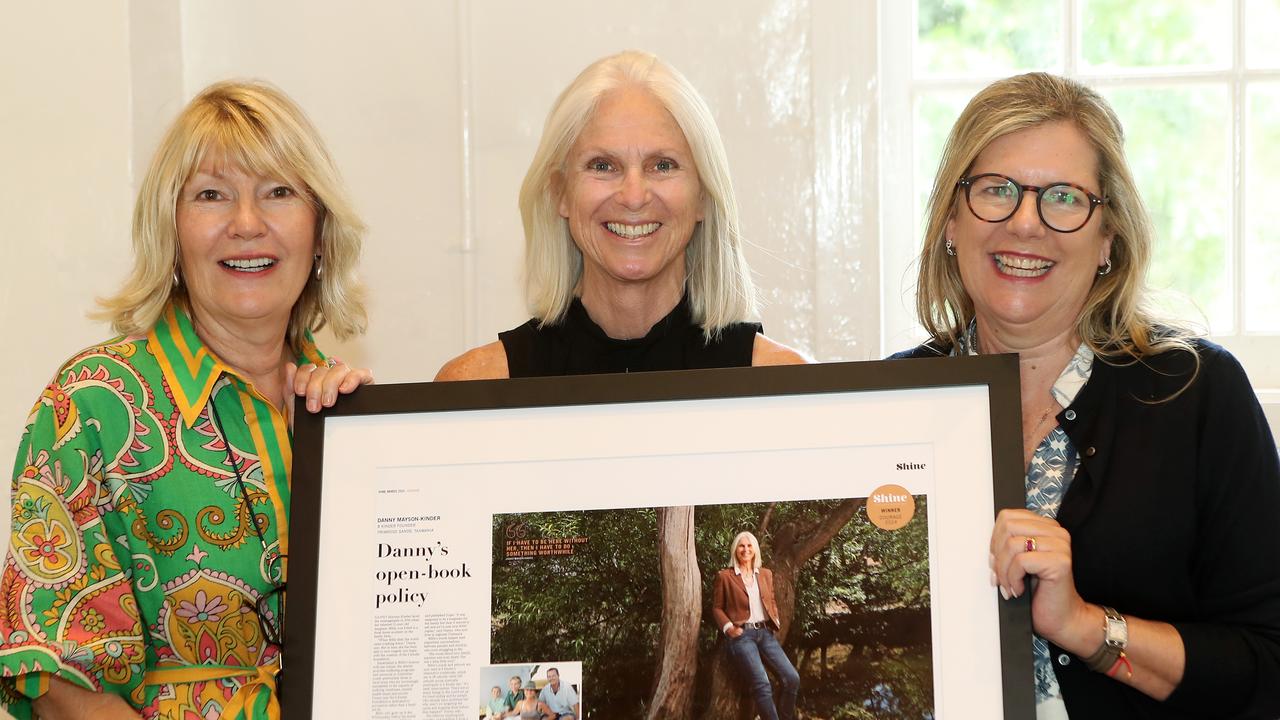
xmin=767 ymin=499 xmax=865 ymax=642
xmin=702 ymin=650 xmax=757 ymax=720
xmin=647 ymin=506 xmax=701 ymax=720
xmin=701 ymin=499 xmax=867 ymax=720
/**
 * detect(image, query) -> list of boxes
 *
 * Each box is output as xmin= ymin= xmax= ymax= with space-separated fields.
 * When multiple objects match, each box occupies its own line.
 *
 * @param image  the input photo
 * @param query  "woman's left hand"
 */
xmin=285 ymin=358 xmax=374 ymax=423
xmin=990 ymin=508 xmax=1092 ymax=646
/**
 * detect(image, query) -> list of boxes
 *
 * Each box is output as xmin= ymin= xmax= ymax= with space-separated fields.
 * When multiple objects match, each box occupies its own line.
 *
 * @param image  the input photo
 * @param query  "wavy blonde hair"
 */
xmin=519 ymin=50 xmax=757 ymax=337
xmin=916 ymin=72 xmax=1193 ymax=364
xmin=96 ymin=79 xmax=366 ymax=352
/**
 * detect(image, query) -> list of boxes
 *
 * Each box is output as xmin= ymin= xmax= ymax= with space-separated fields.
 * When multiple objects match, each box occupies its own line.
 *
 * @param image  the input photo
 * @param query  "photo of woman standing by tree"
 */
xmin=710 ymin=531 xmax=800 ymax=720
xmin=490 ymin=496 xmax=934 ymax=720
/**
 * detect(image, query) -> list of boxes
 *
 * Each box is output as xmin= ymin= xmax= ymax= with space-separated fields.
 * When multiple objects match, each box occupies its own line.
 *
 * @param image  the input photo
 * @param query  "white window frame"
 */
xmin=878 ymin=0 xmax=1280 ymax=394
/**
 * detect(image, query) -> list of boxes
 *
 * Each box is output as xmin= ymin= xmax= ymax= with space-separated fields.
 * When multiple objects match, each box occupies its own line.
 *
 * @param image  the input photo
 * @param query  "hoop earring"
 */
xmin=945 ymin=238 xmax=956 ymax=257
xmin=313 ymin=255 xmax=323 ymax=281
xmin=1097 ymin=258 xmax=1112 ymax=276
xmin=172 ymin=269 xmax=180 ymax=288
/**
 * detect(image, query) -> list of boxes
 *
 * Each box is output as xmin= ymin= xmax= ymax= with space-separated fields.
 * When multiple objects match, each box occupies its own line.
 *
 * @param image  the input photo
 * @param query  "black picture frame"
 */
xmin=286 ymin=355 xmax=1033 ymax=719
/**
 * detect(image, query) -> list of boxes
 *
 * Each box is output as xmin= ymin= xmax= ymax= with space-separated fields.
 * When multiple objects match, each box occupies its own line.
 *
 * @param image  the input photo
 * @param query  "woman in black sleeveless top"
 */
xmin=435 ymin=50 xmax=804 ymax=381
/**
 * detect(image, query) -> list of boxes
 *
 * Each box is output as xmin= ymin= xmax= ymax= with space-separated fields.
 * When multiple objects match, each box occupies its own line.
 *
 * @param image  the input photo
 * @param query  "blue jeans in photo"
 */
xmin=725 ymin=626 xmax=800 ymax=720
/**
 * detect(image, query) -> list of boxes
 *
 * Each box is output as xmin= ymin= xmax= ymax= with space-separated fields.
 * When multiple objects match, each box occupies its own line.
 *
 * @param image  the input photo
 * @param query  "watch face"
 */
xmin=1105 ymin=614 xmax=1128 ymax=647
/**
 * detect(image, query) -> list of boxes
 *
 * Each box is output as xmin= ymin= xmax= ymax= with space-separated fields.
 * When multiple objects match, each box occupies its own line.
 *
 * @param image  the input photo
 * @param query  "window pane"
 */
xmin=1080 ymin=0 xmax=1232 ymax=71
xmin=914 ymin=91 xmax=975 ymax=237
xmin=1102 ymin=86 xmax=1233 ymax=331
xmin=1247 ymin=0 xmax=1280 ymax=68
xmin=916 ymin=0 xmax=1062 ymax=76
xmin=1246 ymin=83 xmax=1280 ymax=332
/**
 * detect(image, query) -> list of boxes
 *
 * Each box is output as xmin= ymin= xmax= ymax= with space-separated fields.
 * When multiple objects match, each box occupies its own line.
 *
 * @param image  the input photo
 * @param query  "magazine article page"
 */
xmin=375 ymin=444 xmax=932 ymax=719
xmin=313 ymin=387 xmax=1002 ymax=719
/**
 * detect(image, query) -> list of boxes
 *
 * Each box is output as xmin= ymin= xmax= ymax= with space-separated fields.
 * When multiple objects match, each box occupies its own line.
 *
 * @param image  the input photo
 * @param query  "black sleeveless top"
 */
xmin=498 ymin=296 xmax=761 ymax=377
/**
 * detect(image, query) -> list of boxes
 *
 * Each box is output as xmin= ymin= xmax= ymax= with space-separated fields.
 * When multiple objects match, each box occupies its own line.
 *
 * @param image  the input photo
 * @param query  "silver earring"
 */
xmin=172 ymin=269 xmax=180 ymax=287
xmin=313 ymin=255 xmax=323 ymax=280
xmin=945 ymin=238 xmax=956 ymax=257
xmin=1097 ymin=258 xmax=1112 ymax=276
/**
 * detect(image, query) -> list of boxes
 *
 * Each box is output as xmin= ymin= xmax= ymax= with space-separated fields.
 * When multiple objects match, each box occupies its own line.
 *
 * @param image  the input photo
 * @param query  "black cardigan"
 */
xmin=892 ymin=339 xmax=1280 ymax=719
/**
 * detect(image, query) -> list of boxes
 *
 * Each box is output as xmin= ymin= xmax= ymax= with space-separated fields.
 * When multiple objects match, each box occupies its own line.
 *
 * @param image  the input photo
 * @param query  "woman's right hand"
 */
xmin=726 ymin=625 xmax=744 ymax=638
xmin=284 ymin=358 xmax=375 ymax=428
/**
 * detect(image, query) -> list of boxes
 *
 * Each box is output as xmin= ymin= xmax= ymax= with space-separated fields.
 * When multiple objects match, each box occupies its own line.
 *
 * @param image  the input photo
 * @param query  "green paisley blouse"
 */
xmin=0 ymin=304 xmax=324 ymax=719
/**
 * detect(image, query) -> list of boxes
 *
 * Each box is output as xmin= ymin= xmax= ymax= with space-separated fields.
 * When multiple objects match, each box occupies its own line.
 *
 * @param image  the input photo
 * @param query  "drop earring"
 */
xmin=945 ymin=238 xmax=956 ymax=257
xmin=313 ymin=254 xmax=323 ymax=280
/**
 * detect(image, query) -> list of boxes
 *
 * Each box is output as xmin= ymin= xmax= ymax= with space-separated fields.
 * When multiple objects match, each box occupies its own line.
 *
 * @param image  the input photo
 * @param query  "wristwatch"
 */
xmin=1082 ymin=605 xmax=1128 ymax=673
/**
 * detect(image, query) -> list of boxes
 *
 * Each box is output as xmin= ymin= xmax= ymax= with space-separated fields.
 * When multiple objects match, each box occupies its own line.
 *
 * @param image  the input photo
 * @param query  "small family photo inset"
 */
xmin=476 ymin=662 xmax=584 ymax=719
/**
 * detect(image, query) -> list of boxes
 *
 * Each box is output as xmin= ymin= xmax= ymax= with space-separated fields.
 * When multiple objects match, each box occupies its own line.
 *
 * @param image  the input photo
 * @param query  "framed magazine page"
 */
xmin=286 ymin=356 xmax=1033 ymax=719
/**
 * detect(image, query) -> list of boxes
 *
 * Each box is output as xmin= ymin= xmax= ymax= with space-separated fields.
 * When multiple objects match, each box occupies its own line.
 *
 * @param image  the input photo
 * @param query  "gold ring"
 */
xmin=1024 ymin=537 xmax=1037 ymax=553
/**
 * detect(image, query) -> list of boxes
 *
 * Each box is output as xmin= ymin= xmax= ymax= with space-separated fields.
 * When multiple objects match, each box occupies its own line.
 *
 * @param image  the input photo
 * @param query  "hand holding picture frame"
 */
xmin=286 ymin=356 xmax=1033 ymax=719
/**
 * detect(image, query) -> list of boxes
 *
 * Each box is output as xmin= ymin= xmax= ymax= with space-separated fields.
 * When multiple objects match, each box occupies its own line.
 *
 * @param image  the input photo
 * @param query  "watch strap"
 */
xmin=1082 ymin=606 xmax=1126 ymax=674
xmin=1083 ymin=640 xmax=1121 ymax=673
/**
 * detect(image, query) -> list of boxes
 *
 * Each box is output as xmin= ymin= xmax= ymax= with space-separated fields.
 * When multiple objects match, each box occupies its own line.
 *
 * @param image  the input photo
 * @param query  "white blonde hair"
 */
xmin=728 ymin=531 xmax=763 ymax=572
xmin=518 ymin=50 xmax=757 ymax=338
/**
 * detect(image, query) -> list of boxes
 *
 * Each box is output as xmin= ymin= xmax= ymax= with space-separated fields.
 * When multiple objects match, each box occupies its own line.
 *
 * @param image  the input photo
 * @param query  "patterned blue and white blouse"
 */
xmin=955 ymin=323 xmax=1094 ymax=720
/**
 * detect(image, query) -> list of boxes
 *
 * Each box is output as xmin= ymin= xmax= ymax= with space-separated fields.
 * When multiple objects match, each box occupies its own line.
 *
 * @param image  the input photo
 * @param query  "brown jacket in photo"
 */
xmin=711 ymin=567 xmax=782 ymax=631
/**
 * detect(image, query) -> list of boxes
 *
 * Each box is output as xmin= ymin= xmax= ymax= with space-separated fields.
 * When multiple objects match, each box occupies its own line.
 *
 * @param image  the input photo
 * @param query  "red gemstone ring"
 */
xmin=1024 ymin=537 xmax=1038 ymax=553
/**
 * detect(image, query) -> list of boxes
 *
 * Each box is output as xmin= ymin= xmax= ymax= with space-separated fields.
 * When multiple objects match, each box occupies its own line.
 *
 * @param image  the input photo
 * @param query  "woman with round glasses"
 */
xmin=894 ymin=72 xmax=1280 ymax=718
xmin=0 ymin=81 xmax=372 ymax=719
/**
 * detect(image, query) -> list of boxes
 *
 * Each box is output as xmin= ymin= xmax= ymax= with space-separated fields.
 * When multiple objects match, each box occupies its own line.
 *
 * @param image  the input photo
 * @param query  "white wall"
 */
xmin=0 ymin=8 xmax=135 ymax=716
xmin=1 ymin=0 xmax=883 ymax=470
xmin=0 ymin=0 xmax=883 ymax=632
xmin=169 ymin=0 xmax=880 ymax=374
xmin=1 ymin=3 xmax=136 ymax=557
xmin=179 ymin=1 xmax=468 ymax=373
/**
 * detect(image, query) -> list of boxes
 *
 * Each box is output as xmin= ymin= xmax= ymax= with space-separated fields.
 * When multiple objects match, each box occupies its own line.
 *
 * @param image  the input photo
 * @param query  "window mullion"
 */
xmin=880 ymin=0 xmax=920 ymax=355
xmin=1065 ymin=0 xmax=1078 ymax=75
xmin=1233 ymin=0 xmax=1246 ymax=335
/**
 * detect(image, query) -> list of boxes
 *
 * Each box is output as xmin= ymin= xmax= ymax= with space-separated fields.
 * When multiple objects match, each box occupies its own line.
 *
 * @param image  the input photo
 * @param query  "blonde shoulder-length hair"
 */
xmin=519 ymin=50 xmax=757 ymax=338
xmin=728 ymin=531 xmax=763 ymax=572
xmin=916 ymin=72 xmax=1193 ymax=363
xmin=96 ymin=79 xmax=367 ymax=353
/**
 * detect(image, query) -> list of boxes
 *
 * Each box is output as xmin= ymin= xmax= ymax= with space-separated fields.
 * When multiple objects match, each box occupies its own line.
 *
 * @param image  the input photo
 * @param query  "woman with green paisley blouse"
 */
xmin=0 ymin=80 xmax=372 ymax=719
